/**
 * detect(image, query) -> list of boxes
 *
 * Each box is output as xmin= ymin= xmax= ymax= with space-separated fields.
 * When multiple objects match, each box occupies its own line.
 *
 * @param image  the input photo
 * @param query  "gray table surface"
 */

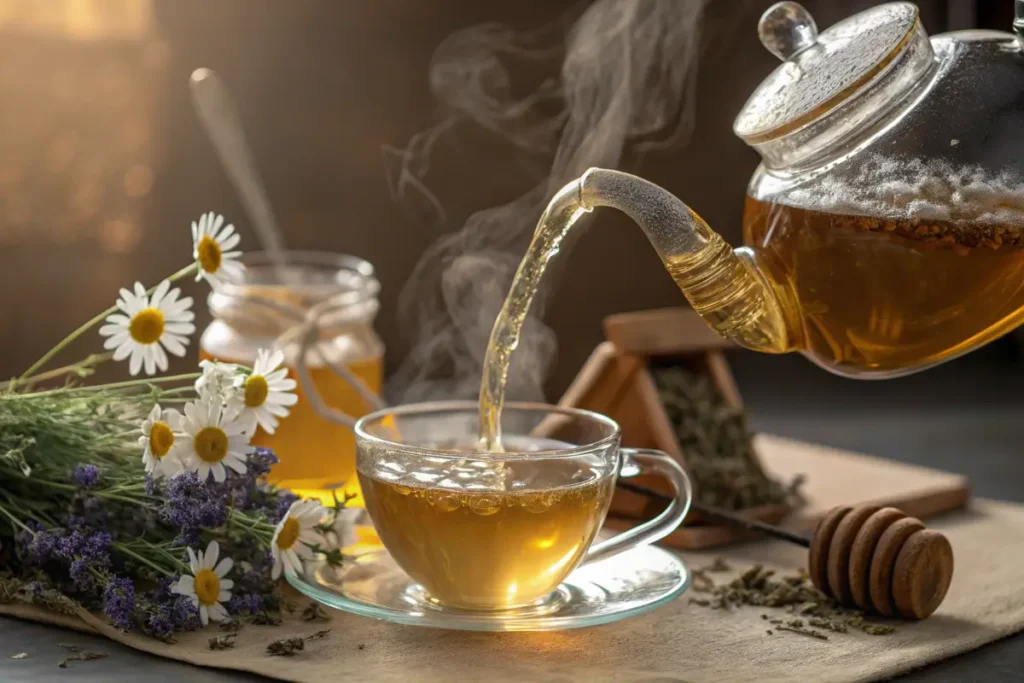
xmin=3 ymin=351 xmax=1024 ymax=682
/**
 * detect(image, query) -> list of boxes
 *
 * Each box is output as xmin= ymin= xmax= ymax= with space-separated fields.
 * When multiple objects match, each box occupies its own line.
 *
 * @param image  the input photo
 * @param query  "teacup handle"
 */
xmin=584 ymin=448 xmax=692 ymax=564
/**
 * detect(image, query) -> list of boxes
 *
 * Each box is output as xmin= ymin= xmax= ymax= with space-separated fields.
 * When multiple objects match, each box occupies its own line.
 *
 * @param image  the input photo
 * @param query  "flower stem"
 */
xmin=0 ymin=500 xmax=33 ymax=535
xmin=113 ymin=542 xmax=175 ymax=578
xmin=15 ymin=263 xmax=198 ymax=385
xmin=0 ymin=353 xmax=114 ymax=392
xmin=19 ymin=373 xmax=200 ymax=399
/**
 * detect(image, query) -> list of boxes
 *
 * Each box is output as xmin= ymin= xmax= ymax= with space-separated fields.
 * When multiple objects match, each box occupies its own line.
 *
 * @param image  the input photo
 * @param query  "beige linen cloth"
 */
xmin=3 ymin=498 xmax=1023 ymax=683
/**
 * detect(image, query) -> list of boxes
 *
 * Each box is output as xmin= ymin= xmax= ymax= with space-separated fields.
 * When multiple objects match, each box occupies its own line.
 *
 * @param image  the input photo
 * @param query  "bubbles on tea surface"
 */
xmin=468 ymin=495 xmax=503 ymax=516
xmin=783 ymin=154 xmax=1024 ymax=227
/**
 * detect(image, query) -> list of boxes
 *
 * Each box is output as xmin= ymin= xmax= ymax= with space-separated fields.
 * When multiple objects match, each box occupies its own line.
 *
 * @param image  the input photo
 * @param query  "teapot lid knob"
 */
xmin=759 ymin=2 xmax=819 ymax=61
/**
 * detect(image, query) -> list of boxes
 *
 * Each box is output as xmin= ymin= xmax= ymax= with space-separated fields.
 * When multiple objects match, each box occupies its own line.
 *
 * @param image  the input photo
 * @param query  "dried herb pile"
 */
xmin=652 ymin=364 xmax=803 ymax=510
xmin=688 ymin=559 xmax=896 ymax=640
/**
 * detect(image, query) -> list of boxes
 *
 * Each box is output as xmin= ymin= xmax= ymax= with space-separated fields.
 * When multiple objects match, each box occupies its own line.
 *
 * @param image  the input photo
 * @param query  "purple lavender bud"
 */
xmin=69 ymin=558 xmax=92 ymax=589
xmin=271 ymin=492 xmax=299 ymax=524
xmin=102 ymin=576 xmax=136 ymax=631
xmin=26 ymin=581 xmax=44 ymax=597
xmin=27 ymin=531 xmax=58 ymax=565
xmin=64 ymin=515 xmax=87 ymax=530
xmin=147 ymin=609 xmax=174 ymax=640
xmin=144 ymin=474 xmax=157 ymax=496
xmin=56 ymin=530 xmax=86 ymax=561
xmin=226 ymin=592 xmax=265 ymax=616
xmin=248 ymin=448 xmax=278 ymax=478
xmin=161 ymin=472 xmax=229 ymax=544
xmin=170 ymin=594 xmax=201 ymax=630
xmin=81 ymin=532 xmax=112 ymax=565
xmin=15 ymin=521 xmax=43 ymax=557
xmin=72 ymin=464 xmax=101 ymax=489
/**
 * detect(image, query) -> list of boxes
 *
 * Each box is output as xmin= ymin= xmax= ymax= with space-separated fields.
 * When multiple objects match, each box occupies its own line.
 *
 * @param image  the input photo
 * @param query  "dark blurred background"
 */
xmin=0 ymin=0 xmax=1021 ymax=412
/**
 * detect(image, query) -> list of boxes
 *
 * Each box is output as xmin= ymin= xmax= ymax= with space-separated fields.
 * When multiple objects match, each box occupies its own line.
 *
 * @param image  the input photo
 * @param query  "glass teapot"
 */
xmin=561 ymin=1 xmax=1024 ymax=378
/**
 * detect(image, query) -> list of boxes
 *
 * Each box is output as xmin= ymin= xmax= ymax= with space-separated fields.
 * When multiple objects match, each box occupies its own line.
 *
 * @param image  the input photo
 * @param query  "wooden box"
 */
xmin=557 ymin=307 xmax=792 ymax=548
xmin=558 ymin=307 xmax=971 ymax=550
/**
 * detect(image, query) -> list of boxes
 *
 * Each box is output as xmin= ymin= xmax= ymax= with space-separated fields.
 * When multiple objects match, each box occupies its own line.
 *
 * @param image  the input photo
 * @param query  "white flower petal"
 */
xmin=218 ymin=233 xmax=240 ymax=251
xmin=150 ymin=279 xmax=170 ymax=309
xmin=142 ymin=346 xmax=157 ymax=376
xmin=224 ymin=455 xmax=247 ymax=475
xmin=204 ymin=541 xmax=220 ymax=570
xmin=173 ymin=575 xmax=195 ymax=595
xmin=153 ymin=344 xmax=169 ymax=373
xmin=219 ymin=578 xmax=234 ymax=591
xmin=105 ymin=313 xmax=131 ymax=325
xmin=211 ymin=462 xmax=226 ymax=483
xmin=104 ymin=332 xmax=130 ymax=351
xmin=129 ymin=347 xmax=144 ymax=376
xmin=187 ymin=548 xmax=200 ymax=574
xmin=199 ymin=604 xmax=209 ymax=625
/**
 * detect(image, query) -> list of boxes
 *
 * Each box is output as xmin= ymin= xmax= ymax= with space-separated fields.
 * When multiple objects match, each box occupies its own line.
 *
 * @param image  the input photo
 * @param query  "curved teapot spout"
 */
xmin=578 ymin=168 xmax=794 ymax=353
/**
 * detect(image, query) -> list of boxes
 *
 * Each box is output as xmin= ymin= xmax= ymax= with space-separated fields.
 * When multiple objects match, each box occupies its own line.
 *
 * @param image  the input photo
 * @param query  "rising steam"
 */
xmin=384 ymin=0 xmax=712 ymax=405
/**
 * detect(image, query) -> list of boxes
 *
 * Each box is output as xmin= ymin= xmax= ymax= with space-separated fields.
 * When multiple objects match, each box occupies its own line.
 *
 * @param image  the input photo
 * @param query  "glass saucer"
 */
xmin=286 ymin=543 xmax=690 ymax=632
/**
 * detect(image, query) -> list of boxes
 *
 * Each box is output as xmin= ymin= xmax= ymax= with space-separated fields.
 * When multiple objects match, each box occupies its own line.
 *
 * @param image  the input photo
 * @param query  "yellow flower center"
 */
xmin=193 ymin=427 xmax=229 ymax=463
xmin=193 ymin=568 xmax=220 ymax=606
xmin=244 ymin=374 xmax=269 ymax=408
xmin=276 ymin=517 xmax=300 ymax=551
xmin=129 ymin=308 xmax=164 ymax=345
xmin=149 ymin=422 xmax=174 ymax=458
xmin=197 ymin=235 xmax=222 ymax=273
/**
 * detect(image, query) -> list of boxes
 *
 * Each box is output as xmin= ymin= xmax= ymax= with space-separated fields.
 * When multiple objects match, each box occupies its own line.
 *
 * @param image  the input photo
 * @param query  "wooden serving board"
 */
xmin=604 ymin=432 xmax=971 ymax=549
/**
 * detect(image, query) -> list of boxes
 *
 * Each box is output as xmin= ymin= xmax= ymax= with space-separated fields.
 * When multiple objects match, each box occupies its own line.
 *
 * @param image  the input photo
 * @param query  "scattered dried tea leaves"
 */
xmin=219 ymin=618 xmax=242 ymax=633
xmin=57 ymin=646 xmax=107 ymax=669
xmin=688 ymin=560 xmax=897 ymax=638
xmin=267 ymin=638 xmax=305 ymax=657
xmin=776 ymin=625 xmax=828 ymax=641
xmin=707 ymin=557 xmax=731 ymax=573
xmin=248 ymin=610 xmax=282 ymax=626
xmin=208 ymin=634 xmax=237 ymax=651
xmin=267 ymin=630 xmax=331 ymax=656
xmin=302 ymin=602 xmax=330 ymax=622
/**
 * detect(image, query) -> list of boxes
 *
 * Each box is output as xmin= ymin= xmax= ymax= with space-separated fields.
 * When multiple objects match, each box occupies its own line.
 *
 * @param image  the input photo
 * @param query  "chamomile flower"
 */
xmin=138 ymin=404 xmax=183 ymax=479
xmin=227 ymin=349 xmax=297 ymax=435
xmin=322 ymin=507 xmax=360 ymax=551
xmin=177 ymin=396 xmax=251 ymax=483
xmin=99 ymin=280 xmax=194 ymax=376
xmin=195 ymin=359 xmax=243 ymax=405
xmin=271 ymin=499 xmax=327 ymax=580
xmin=192 ymin=212 xmax=244 ymax=290
xmin=171 ymin=540 xmax=234 ymax=625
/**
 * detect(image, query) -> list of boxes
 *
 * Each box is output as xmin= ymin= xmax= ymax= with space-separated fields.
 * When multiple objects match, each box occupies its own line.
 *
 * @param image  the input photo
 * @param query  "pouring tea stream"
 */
xmin=479 ymin=1 xmax=1024 ymax=450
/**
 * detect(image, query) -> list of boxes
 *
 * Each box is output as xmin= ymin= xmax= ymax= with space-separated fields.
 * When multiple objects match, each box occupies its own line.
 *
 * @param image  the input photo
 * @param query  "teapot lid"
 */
xmin=734 ymin=2 xmax=930 ymax=146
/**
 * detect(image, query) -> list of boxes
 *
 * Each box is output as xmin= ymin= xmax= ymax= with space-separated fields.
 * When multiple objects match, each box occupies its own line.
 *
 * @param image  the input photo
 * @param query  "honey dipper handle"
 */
xmin=616 ymin=481 xmax=811 ymax=548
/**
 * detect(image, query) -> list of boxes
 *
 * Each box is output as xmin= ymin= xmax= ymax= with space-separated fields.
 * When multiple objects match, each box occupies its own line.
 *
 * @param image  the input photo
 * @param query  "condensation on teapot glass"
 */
xmin=738 ymin=1 xmax=1024 ymax=377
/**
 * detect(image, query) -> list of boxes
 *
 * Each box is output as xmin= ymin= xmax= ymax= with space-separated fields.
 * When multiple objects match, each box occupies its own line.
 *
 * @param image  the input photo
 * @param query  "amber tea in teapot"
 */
xmin=478 ymin=1 xmax=1024 ymax=448
xmin=743 ymin=157 xmax=1024 ymax=376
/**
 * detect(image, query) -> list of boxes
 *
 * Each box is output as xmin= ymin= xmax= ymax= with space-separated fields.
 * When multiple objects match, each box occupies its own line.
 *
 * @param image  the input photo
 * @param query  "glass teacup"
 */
xmin=355 ymin=401 xmax=692 ymax=611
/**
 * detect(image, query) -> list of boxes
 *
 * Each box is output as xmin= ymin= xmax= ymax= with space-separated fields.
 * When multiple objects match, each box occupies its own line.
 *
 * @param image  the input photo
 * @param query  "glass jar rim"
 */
xmin=209 ymin=249 xmax=380 ymax=318
xmin=354 ymin=400 xmax=621 ymax=461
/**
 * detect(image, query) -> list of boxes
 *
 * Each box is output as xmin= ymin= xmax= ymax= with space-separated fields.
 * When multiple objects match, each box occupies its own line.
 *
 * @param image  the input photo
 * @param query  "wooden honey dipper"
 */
xmin=618 ymin=482 xmax=954 ymax=620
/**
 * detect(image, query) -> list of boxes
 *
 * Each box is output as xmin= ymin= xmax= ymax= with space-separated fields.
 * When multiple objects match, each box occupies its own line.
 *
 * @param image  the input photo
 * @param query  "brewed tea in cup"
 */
xmin=355 ymin=401 xmax=692 ymax=611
